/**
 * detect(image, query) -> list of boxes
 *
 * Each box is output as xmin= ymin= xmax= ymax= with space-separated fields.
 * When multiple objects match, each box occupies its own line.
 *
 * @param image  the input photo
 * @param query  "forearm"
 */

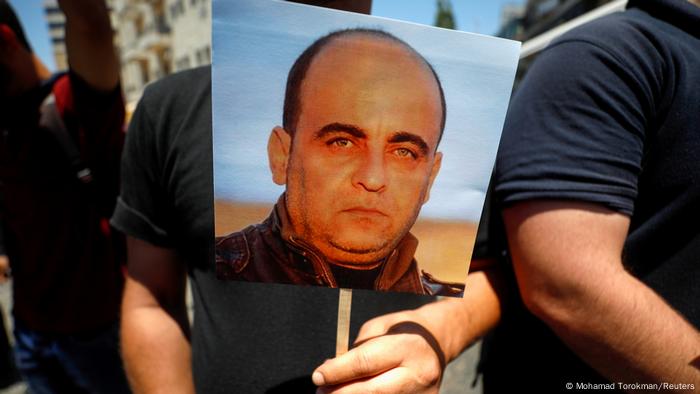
xmin=121 ymin=277 xmax=195 ymax=394
xmin=539 ymin=267 xmax=700 ymax=391
xmin=0 ymin=255 xmax=9 ymax=283
xmin=58 ymin=0 xmax=119 ymax=90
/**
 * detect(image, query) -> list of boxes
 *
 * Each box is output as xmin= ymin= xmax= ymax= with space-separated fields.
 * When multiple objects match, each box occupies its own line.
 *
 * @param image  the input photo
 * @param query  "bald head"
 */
xmin=283 ymin=29 xmax=446 ymax=145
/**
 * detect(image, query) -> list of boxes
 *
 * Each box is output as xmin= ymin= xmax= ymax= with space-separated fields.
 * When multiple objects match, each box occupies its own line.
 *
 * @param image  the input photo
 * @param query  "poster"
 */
xmin=212 ymin=0 xmax=520 ymax=296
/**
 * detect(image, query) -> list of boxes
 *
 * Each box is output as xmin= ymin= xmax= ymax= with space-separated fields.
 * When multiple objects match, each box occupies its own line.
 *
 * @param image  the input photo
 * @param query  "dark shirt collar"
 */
xmin=628 ymin=0 xmax=700 ymax=38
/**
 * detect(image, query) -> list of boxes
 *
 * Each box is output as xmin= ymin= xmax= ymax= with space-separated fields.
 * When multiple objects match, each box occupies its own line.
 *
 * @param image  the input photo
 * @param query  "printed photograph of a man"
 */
xmin=212 ymin=0 xmax=519 ymax=296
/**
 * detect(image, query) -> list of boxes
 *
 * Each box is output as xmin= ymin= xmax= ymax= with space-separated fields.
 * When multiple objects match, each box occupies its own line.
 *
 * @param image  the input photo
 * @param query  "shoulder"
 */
xmin=516 ymin=10 xmax=666 ymax=103
xmin=557 ymin=9 xmax=649 ymax=41
xmin=215 ymin=228 xmax=251 ymax=279
xmin=127 ymin=66 xmax=212 ymax=161
xmin=142 ymin=66 xmax=211 ymax=102
xmin=136 ymin=66 xmax=211 ymax=126
xmin=546 ymin=10 xmax=667 ymax=73
xmin=215 ymin=221 xmax=274 ymax=280
xmin=510 ymin=9 xmax=667 ymax=122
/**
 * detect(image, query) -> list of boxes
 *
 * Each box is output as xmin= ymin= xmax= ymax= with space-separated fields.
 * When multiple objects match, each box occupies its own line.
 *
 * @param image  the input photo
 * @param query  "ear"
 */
xmin=423 ymin=151 xmax=442 ymax=204
xmin=268 ymin=126 xmax=292 ymax=185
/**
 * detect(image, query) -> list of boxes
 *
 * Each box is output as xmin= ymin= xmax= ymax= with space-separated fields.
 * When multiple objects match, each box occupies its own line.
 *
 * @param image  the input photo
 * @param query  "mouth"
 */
xmin=342 ymin=207 xmax=388 ymax=218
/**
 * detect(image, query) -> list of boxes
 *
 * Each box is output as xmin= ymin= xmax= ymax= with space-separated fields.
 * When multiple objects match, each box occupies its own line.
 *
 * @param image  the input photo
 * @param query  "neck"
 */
xmin=327 ymin=258 xmax=385 ymax=270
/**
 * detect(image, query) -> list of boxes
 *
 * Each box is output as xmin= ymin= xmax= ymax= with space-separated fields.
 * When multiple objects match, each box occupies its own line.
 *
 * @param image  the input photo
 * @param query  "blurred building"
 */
xmin=113 ymin=0 xmax=211 ymax=108
xmin=496 ymin=3 xmax=525 ymax=39
xmin=112 ymin=0 xmax=172 ymax=105
xmin=169 ymin=0 xmax=211 ymax=72
xmin=43 ymin=0 xmax=211 ymax=109
xmin=42 ymin=0 xmax=68 ymax=71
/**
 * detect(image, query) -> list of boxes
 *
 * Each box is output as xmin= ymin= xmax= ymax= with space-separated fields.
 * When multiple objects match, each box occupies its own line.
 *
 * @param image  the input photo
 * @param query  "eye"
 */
xmin=328 ymin=138 xmax=354 ymax=148
xmin=394 ymin=147 xmax=417 ymax=159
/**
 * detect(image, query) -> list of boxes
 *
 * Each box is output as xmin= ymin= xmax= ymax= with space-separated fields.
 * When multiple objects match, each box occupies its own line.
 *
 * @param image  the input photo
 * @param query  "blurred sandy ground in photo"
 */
xmin=215 ymin=200 xmax=478 ymax=284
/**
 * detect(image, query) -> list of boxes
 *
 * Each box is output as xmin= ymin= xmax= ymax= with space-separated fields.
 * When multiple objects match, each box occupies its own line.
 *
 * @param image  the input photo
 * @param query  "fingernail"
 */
xmin=312 ymin=371 xmax=325 ymax=386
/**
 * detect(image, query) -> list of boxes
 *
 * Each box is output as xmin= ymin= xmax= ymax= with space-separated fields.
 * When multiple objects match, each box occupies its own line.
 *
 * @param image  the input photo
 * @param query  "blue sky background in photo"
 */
xmin=212 ymin=0 xmax=520 ymax=222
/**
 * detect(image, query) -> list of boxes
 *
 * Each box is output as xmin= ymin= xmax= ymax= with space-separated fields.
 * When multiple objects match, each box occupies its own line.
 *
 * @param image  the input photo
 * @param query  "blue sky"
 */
xmin=8 ymin=0 xmax=55 ymax=70
xmin=9 ymin=0 xmax=522 ymax=73
xmin=212 ymin=0 xmax=520 ymax=222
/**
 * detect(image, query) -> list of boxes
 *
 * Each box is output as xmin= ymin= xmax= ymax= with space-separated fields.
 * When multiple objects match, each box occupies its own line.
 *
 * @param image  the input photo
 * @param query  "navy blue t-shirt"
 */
xmin=481 ymin=0 xmax=700 ymax=391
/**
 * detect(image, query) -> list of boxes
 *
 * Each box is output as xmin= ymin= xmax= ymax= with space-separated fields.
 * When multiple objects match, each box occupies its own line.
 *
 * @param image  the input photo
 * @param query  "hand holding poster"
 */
xmin=212 ymin=0 xmax=519 ymax=296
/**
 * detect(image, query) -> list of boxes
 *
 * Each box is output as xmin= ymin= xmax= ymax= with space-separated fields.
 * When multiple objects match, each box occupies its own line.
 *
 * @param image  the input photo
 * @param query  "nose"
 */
xmin=352 ymin=149 xmax=387 ymax=192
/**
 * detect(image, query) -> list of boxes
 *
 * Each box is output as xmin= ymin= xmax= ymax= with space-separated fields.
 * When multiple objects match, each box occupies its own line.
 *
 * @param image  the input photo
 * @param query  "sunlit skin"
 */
xmin=268 ymin=34 xmax=443 ymax=267
xmin=0 ymin=24 xmax=48 ymax=106
xmin=0 ymin=25 xmax=30 ymax=98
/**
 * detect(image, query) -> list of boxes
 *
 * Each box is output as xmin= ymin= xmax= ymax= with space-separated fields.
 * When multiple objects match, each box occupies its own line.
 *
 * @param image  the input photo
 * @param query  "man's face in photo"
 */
xmin=271 ymin=34 xmax=443 ymax=267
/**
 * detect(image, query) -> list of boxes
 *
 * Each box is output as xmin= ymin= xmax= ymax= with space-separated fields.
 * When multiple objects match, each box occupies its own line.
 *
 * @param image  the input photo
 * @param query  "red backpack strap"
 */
xmin=38 ymin=73 xmax=93 ymax=184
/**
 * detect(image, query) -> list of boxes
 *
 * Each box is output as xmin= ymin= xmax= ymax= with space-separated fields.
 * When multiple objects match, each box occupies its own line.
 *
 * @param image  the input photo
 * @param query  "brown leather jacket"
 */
xmin=215 ymin=198 xmax=464 ymax=296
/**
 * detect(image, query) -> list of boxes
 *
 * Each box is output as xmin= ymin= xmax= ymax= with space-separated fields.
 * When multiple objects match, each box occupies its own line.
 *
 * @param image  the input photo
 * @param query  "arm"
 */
xmin=0 ymin=255 xmax=8 ymax=284
xmin=121 ymin=236 xmax=195 ymax=394
xmin=0 ymin=209 xmax=8 ymax=284
xmin=55 ymin=0 xmax=124 ymax=205
xmin=313 ymin=260 xmax=506 ymax=393
xmin=503 ymin=200 xmax=700 ymax=391
xmin=57 ymin=0 xmax=119 ymax=91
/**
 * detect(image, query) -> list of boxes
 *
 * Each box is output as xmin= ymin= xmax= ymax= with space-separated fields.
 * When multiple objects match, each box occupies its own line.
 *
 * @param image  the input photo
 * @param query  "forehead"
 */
xmin=305 ymin=35 xmax=436 ymax=91
xmin=297 ymin=35 xmax=443 ymax=142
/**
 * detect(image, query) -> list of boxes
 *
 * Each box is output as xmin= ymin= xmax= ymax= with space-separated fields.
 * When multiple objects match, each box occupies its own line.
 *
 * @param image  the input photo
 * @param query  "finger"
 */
xmin=313 ymin=336 xmax=404 ymax=386
xmin=354 ymin=320 xmax=390 ymax=346
xmin=318 ymin=367 xmax=434 ymax=394
xmin=369 ymin=367 xmax=439 ymax=394
xmin=354 ymin=312 xmax=409 ymax=345
xmin=316 ymin=374 xmax=373 ymax=394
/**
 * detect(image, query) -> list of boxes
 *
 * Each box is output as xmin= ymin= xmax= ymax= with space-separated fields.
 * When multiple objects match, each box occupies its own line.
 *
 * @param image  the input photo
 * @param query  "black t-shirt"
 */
xmin=480 ymin=0 xmax=700 ymax=391
xmin=111 ymin=66 xmax=433 ymax=393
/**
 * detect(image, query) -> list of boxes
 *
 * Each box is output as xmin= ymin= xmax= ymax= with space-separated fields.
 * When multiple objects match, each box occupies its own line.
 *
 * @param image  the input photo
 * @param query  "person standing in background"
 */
xmin=0 ymin=0 xmax=130 ymax=392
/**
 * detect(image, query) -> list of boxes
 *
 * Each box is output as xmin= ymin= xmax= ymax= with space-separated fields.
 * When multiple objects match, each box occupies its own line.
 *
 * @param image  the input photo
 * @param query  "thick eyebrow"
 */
xmin=389 ymin=131 xmax=430 ymax=156
xmin=314 ymin=123 xmax=367 ymax=140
